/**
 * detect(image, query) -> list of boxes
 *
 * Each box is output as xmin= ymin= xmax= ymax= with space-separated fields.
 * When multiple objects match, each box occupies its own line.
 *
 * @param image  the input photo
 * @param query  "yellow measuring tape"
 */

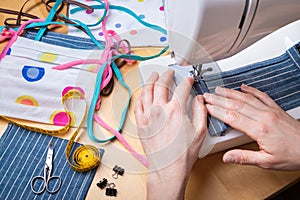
xmin=1 ymin=89 xmax=100 ymax=172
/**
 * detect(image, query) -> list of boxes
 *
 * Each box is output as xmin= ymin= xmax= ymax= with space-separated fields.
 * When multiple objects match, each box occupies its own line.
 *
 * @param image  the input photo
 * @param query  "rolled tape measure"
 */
xmin=1 ymin=89 xmax=101 ymax=172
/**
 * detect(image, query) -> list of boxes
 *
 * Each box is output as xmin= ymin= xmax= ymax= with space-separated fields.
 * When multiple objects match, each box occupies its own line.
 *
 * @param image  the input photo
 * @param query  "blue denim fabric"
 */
xmin=24 ymin=29 xmax=105 ymax=49
xmin=0 ymin=123 xmax=104 ymax=200
xmin=193 ymin=43 xmax=300 ymax=136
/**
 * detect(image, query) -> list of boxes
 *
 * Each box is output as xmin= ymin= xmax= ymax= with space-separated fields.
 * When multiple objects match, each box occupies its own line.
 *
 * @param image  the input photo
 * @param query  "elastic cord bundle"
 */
xmin=0 ymin=0 xmax=169 ymax=168
xmin=55 ymin=0 xmax=169 ymax=167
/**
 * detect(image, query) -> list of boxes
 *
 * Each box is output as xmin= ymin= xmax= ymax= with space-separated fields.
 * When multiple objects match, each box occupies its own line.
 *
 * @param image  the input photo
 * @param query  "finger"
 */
xmin=142 ymin=72 xmax=159 ymax=112
xmin=241 ymin=84 xmax=281 ymax=109
xmin=192 ymin=95 xmax=207 ymax=140
xmin=203 ymin=93 xmax=264 ymax=121
xmin=153 ymin=69 xmax=175 ymax=104
xmin=172 ymin=77 xmax=194 ymax=111
xmin=215 ymin=86 xmax=269 ymax=110
xmin=206 ymin=104 xmax=259 ymax=140
xmin=134 ymin=95 xmax=147 ymax=126
xmin=223 ymin=149 xmax=270 ymax=168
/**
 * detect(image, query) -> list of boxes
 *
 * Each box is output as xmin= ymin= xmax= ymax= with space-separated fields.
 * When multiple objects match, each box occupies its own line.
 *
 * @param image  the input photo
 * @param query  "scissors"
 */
xmin=31 ymin=142 xmax=62 ymax=194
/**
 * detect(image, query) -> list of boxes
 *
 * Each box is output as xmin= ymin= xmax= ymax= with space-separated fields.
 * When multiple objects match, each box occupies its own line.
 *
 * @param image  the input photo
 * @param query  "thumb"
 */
xmin=223 ymin=149 xmax=267 ymax=166
xmin=192 ymin=95 xmax=207 ymax=137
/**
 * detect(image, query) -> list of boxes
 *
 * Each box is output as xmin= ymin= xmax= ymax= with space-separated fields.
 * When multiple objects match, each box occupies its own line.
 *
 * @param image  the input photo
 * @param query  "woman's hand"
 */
xmin=134 ymin=69 xmax=207 ymax=200
xmin=204 ymin=84 xmax=300 ymax=170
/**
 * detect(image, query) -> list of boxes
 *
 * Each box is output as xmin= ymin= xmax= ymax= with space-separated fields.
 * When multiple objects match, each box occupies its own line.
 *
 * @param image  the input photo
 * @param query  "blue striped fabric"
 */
xmin=193 ymin=43 xmax=300 ymax=136
xmin=24 ymin=29 xmax=105 ymax=50
xmin=0 ymin=123 xmax=104 ymax=200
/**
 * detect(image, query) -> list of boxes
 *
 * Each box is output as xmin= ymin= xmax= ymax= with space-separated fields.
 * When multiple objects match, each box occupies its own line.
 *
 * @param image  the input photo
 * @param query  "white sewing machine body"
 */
xmin=138 ymin=1 xmax=300 ymax=157
xmin=166 ymin=0 xmax=300 ymax=66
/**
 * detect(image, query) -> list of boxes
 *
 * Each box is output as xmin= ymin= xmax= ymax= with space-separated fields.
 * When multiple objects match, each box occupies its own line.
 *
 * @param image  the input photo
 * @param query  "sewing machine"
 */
xmin=138 ymin=0 xmax=300 ymax=157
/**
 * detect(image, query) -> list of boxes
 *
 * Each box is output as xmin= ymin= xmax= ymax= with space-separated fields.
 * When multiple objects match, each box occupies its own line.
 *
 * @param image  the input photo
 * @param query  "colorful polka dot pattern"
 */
xmin=15 ymin=95 xmax=39 ymax=106
xmin=39 ymin=52 xmax=58 ymax=63
xmin=22 ymin=65 xmax=45 ymax=82
xmin=71 ymin=0 xmax=167 ymax=46
xmin=62 ymin=86 xmax=85 ymax=99
xmin=50 ymin=110 xmax=70 ymax=126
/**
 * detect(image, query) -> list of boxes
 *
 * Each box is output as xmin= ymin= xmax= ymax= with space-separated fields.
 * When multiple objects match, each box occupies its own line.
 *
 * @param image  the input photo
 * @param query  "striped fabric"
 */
xmin=193 ymin=43 xmax=300 ymax=136
xmin=0 ymin=123 xmax=104 ymax=200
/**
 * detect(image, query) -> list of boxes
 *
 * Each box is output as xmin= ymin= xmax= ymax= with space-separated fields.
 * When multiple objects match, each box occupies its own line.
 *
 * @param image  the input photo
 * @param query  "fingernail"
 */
xmin=203 ymin=93 xmax=210 ymax=99
xmin=187 ymin=77 xmax=194 ymax=84
xmin=150 ymin=72 xmax=158 ymax=78
xmin=224 ymin=155 xmax=236 ymax=163
xmin=215 ymin=86 xmax=225 ymax=94
xmin=197 ymin=95 xmax=203 ymax=102
xmin=167 ymin=69 xmax=175 ymax=74
xmin=241 ymin=83 xmax=248 ymax=88
xmin=205 ymin=104 xmax=212 ymax=110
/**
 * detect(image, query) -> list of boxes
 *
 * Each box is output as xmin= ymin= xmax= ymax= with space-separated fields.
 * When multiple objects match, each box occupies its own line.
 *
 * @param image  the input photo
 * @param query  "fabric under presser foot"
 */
xmin=193 ymin=42 xmax=300 ymax=137
xmin=192 ymin=79 xmax=228 ymax=136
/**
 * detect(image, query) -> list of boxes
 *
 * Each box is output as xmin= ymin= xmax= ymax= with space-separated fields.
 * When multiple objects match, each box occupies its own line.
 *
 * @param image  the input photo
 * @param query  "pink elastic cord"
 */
xmin=0 ymin=19 xmax=44 ymax=60
xmin=52 ymin=0 xmax=148 ymax=167
xmin=0 ymin=28 xmax=16 ymax=42
xmin=95 ymin=0 xmax=148 ymax=167
xmin=106 ymin=30 xmax=135 ymax=65
xmin=94 ymin=113 xmax=149 ymax=167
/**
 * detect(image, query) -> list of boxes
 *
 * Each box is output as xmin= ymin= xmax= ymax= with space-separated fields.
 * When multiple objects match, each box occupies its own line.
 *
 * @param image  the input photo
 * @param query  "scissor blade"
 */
xmin=45 ymin=142 xmax=54 ymax=168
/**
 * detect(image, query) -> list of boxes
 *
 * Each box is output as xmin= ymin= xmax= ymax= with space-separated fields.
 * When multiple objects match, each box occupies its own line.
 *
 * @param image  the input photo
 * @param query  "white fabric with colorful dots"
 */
xmin=68 ymin=0 xmax=167 ymax=46
xmin=0 ymin=37 xmax=101 ymax=127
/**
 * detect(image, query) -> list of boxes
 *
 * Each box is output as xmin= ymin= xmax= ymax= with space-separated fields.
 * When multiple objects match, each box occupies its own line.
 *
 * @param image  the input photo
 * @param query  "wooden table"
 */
xmin=1 ymin=1 xmax=300 ymax=199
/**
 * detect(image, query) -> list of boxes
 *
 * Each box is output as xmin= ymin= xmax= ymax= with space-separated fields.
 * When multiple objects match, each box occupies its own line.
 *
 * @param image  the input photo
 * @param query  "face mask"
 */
xmin=0 ymin=37 xmax=103 ymax=127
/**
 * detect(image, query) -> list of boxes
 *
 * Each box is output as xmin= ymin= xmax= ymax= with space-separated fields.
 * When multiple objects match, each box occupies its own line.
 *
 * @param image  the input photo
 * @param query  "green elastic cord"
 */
xmin=87 ymin=46 xmax=169 ymax=143
xmin=79 ymin=0 xmax=107 ymax=27
xmin=112 ymin=46 xmax=169 ymax=61
xmin=35 ymin=0 xmax=63 ymax=41
xmin=70 ymin=4 xmax=167 ymax=35
xmin=87 ymin=62 xmax=113 ymax=143
xmin=25 ymin=20 xmax=105 ymax=50
xmin=0 ymin=26 xmax=18 ymax=32
xmin=59 ymin=14 xmax=105 ymax=49
xmin=87 ymin=61 xmax=131 ymax=143
xmin=80 ymin=3 xmax=169 ymax=143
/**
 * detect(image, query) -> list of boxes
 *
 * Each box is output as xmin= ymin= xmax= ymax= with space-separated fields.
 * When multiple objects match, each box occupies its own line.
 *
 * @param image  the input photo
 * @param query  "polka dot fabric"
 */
xmin=68 ymin=0 xmax=167 ymax=47
xmin=0 ymin=37 xmax=100 ymax=127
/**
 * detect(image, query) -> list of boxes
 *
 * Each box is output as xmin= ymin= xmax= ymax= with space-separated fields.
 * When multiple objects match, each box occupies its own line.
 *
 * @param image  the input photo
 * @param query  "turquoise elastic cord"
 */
xmin=112 ymin=46 xmax=169 ymax=61
xmin=35 ymin=0 xmax=63 ymax=41
xmin=70 ymin=5 xmax=167 ymax=35
xmin=87 ymin=62 xmax=114 ymax=143
xmin=72 ymin=3 xmax=169 ymax=143
xmin=86 ymin=46 xmax=169 ymax=143
xmin=59 ymin=14 xmax=105 ymax=49
xmin=0 ymin=26 xmax=18 ymax=32
xmin=25 ymin=20 xmax=105 ymax=50
xmin=111 ymin=62 xmax=131 ymax=131
xmin=86 ymin=61 xmax=131 ymax=143
xmin=79 ymin=0 xmax=107 ymax=27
